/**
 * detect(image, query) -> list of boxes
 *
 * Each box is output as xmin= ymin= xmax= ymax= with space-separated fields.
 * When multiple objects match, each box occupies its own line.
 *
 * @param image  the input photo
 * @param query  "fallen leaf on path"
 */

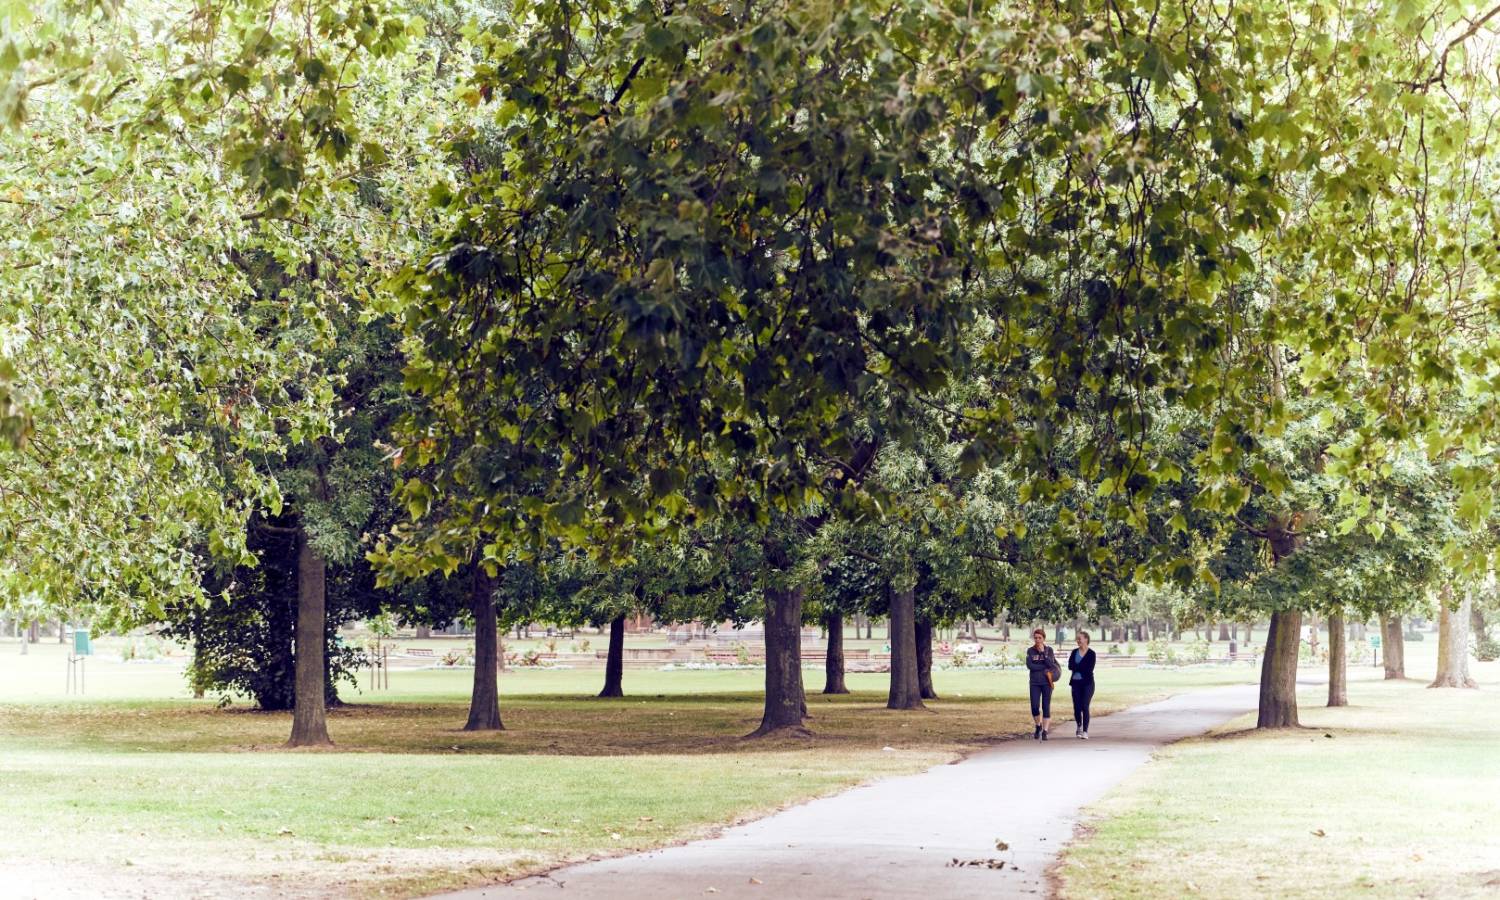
xmin=639 ymin=816 xmax=654 ymax=822
xmin=705 ymin=888 xmax=718 ymax=894
xmin=277 ymin=828 xmax=294 ymax=836
xmin=749 ymin=877 xmax=763 ymax=885
xmin=463 ymin=825 xmax=475 ymax=832
xmin=1311 ymin=829 xmax=1326 ymax=837
xmin=538 ymin=828 xmax=554 ymax=835
xmin=995 ymin=840 xmax=1009 ymax=851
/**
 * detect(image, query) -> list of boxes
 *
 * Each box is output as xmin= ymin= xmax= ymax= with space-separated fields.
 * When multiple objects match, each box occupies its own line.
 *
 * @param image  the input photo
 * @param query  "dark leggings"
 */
xmin=1029 ymin=682 xmax=1052 ymax=718
xmin=1071 ymin=682 xmax=1095 ymax=730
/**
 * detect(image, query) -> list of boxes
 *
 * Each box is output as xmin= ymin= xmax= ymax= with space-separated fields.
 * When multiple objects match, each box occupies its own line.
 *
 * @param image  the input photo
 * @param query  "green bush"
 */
xmin=1476 ymin=633 xmax=1500 ymax=662
xmin=1107 ymin=644 xmax=1122 ymax=656
xmin=1188 ymin=639 xmax=1210 ymax=663
xmin=1146 ymin=636 xmax=1170 ymax=663
xmin=1403 ymin=630 xmax=1425 ymax=642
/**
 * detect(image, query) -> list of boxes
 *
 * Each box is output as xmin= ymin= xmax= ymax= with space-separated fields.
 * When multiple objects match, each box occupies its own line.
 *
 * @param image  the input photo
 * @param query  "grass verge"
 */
xmin=1057 ymin=660 xmax=1500 ymax=900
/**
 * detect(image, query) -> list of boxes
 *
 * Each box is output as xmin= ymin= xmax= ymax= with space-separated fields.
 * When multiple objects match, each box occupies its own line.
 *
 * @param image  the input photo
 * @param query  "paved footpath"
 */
xmin=435 ymin=683 xmax=1259 ymax=900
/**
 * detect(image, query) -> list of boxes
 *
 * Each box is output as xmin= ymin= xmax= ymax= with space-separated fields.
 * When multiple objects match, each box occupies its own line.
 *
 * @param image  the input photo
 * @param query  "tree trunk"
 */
xmin=1256 ymin=609 xmax=1301 ymax=729
xmin=58 ymin=618 xmax=65 ymax=643
xmin=464 ymin=567 xmax=504 ymax=730
xmin=748 ymin=585 xmax=808 ymax=737
xmin=415 ymin=625 xmax=431 ymax=639
xmin=1218 ymin=622 xmax=1231 ymax=641
xmin=887 ymin=587 xmax=924 ymax=710
xmin=599 ymin=614 xmax=626 ymax=698
xmin=916 ymin=618 xmax=938 ymax=700
xmin=288 ymin=530 xmax=333 ymax=747
xmin=1382 ymin=615 xmax=1405 ymax=679
xmin=1430 ymin=591 xmax=1478 ymax=689
xmin=27 ymin=619 xmax=38 ymax=643
xmin=1327 ymin=612 xmax=1347 ymax=707
xmin=823 ymin=612 xmax=848 ymax=694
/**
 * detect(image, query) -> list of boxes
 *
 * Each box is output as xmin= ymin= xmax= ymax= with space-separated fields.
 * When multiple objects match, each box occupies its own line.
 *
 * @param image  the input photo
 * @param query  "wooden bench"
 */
xmin=406 ymin=648 xmax=437 ymax=658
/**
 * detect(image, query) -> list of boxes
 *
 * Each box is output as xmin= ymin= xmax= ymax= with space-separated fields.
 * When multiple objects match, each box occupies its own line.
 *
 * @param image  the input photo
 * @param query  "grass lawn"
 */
xmin=0 ymin=642 xmax=1256 ymax=898
xmin=1057 ymin=650 xmax=1500 ymax=899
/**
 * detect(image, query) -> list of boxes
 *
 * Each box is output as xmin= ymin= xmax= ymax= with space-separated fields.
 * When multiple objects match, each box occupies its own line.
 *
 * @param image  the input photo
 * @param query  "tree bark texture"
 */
xmin=823 ymin=612 xmax=848 ymax=694
xmin=464 ymin=567 xmax=504 ymax=730
xmin=1430 ymin=592 xmax=1478 ymax=689
xmin=1257 ymin=609 xmax=1301 ymax=729
xmin=887 ymin=587 xmax=924 ymax=710
xmin=1327 ymin=612 xmax=1347 ymax=707
xmin=1382 ymin=615 xmax=1406 ymax=679
xmin=916 ymin=618 xmax=938 ymax=700
xmin=750 ymin=585 xmax=809 ymax=736
xmin=288 ymin=529 xmax=333 ymax=747
xmin=599 ymin=614 xmax=626 ymax=698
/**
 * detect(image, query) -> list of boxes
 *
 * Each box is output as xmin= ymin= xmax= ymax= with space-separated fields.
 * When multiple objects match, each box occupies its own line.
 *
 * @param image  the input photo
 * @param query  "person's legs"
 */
xmin=1029 ymin=684 xmax=1043 ymax=738
xmin=1081 ymin=682 xmax=1095 ymax=734
xmin=1071 ymin=684 xmax=1085 ymax=736
xmin=1041 ymin=684 xmax=1052 ymax=737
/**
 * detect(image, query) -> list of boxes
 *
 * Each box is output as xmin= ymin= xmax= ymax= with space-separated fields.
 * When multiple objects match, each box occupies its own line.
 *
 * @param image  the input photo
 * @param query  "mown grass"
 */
xmin=1058 ymin=655 xmax=1500 ymax=900
xmin=0 ymin=643 xmax=1257 ymax=897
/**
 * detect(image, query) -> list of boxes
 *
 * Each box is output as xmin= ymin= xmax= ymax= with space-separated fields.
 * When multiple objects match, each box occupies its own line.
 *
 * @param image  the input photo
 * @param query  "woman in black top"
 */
xmin=1025 ymin=628 xmax=1061 ymax=740
xmin=1068 ymin=631 xmax=1097 ymax=739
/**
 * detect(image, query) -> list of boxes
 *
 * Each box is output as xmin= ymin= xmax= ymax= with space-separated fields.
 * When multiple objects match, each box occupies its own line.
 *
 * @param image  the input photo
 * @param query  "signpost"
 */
xmin=1369 ymin=634 xmax=1382 ymax=669
xmin=66 ymin=626 xmax=91 ymax=694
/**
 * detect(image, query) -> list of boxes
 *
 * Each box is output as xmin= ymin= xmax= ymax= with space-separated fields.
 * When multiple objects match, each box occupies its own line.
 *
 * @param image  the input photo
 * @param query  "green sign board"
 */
xmin=1369 ymin=635 xmax=1381 ymax=648
xmin=72 ymin=628 xmax=92 ymax=656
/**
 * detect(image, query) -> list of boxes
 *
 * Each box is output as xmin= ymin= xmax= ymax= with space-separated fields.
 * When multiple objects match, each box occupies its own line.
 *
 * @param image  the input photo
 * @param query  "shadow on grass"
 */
xmin=0 ymin=689 xmax=1038 ymax=758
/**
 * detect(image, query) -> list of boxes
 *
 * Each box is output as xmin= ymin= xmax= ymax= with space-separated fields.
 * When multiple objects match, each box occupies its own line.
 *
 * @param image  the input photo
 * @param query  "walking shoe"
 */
xmin=1041 ymin=729 xmax=1049 ymax=741
xmin=1081 ymin=731 xmax=1089 ymax=740
xmin=1033 ymin=725 xmax=1042 ymax=740
xmin=1075 ymin=726 xmax=1082 ymax=738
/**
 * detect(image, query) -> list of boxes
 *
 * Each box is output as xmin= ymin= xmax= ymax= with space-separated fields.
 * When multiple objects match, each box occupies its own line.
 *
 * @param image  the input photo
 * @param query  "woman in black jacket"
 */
xmin=1068 ymin=631 xmax=1097 ymax=739
xmin=1026 ymin=628 xmax=1061 ymax=740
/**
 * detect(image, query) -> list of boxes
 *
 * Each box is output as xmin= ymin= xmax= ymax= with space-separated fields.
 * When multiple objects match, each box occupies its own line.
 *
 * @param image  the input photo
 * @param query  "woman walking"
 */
xmin=1068 ymin=631 xmax=1097 ymax=739
xmin=1026 ymin=628 xmax=1061 ymax=740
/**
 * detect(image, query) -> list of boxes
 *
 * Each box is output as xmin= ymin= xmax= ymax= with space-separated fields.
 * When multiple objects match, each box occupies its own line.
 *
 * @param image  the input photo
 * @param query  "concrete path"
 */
xmin=435 ymin=683 xmax=1260 ymax=900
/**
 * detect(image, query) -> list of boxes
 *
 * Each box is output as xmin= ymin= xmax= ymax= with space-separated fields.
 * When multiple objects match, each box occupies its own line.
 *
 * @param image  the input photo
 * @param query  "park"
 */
xmin=2 ymin=0 xmax=1500 ymax=897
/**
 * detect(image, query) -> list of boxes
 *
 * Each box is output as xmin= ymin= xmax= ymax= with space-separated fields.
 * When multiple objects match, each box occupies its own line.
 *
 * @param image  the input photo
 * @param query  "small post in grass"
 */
xmin=65 ymin=626 xmax=91 ymax=694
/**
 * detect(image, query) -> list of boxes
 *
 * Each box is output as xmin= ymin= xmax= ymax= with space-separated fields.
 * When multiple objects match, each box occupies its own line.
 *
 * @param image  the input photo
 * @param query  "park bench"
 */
xmin=844 ymin=648 xmax=870 ymax=660
xmin=406 ymin=648 xmax=436 ymax=658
